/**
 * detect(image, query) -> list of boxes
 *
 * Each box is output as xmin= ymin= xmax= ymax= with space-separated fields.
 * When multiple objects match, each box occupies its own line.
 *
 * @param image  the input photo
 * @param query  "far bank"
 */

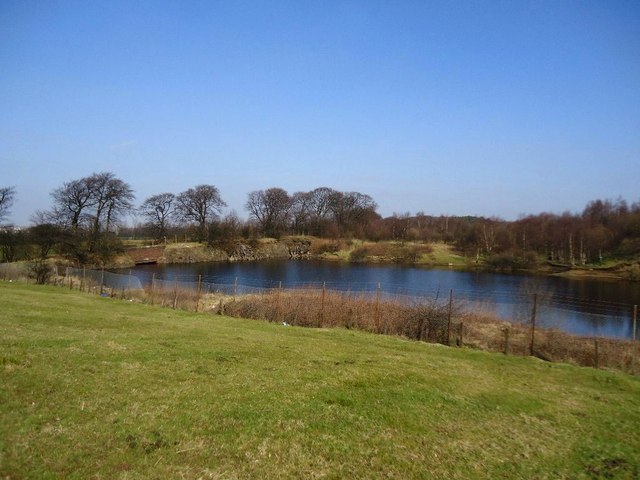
xmin=117 ymin=237 xmax=640 ymax=283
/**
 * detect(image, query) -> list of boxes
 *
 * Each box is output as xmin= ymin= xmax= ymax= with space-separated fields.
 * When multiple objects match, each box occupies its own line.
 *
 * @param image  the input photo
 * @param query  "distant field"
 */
xmin=1 ymin=282 xmax=639 ymax=479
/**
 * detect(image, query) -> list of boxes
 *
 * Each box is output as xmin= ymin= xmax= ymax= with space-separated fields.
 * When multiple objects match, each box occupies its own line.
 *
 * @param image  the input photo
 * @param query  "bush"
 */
xmin=349 ymin=246 xmax=369 ymax=262
xmin=623 ymin=263 xmax=640 ymax=282
xmin=486 ymin=250 xmax=538 ymax=271
xmin=27 ymin=260 xmax=52 ymax=285
xmin=311 ymin=240 xmax=344 ymax=255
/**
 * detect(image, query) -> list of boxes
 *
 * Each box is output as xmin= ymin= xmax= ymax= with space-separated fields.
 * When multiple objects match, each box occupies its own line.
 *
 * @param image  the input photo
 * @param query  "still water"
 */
xmin=130 ymin=260 xmax=640 ymax=339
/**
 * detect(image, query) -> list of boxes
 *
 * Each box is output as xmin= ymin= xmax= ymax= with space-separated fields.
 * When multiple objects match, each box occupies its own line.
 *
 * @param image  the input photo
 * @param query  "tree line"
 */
xmin=1 ymin=172 xmax=639 ymax=268
xmin=0 ymin=173 xmax=379 ymax=264
xmin=373 ymin=198 xmax=640 ymax=268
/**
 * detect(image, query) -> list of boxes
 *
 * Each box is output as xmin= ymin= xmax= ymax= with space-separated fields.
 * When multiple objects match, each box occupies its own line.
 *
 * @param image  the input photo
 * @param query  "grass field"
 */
xmin=1 ymin=282 xmax=639 ymax=479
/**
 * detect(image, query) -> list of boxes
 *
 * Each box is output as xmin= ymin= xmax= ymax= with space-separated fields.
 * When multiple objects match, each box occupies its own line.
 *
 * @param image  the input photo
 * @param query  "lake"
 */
xmin=129 ymin=260 xmax=640 ymax=339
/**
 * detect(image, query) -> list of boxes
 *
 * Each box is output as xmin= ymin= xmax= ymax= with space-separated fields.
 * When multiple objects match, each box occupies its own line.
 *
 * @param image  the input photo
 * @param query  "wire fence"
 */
xmin=2 ymin=263 xmax=638 ymax=375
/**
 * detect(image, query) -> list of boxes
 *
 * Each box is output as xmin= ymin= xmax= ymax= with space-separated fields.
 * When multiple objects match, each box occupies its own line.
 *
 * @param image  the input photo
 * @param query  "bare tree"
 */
xmin=87 ymin=172 xmax=135 ymax=235
xmin=309 ymin=187 xmax=336 ymax=220
xmin=51 ymin=178 xmax=94 ymax=229
xmin=245 ymin=188 xmax=292 ymax=238
xmin=306 ymin=187 xmax=337 ymax=235
xmin=328 ymin=191 xmax=378 ymax=232
xmin=28 ymin=223 xmax=66 ymax=258
xmin=48 ymin=173 xmax=134 ymax=233
xmin=176 ymin=185 xmax=226 ymax=241
xmin=0 ymin=186 xmax=16 ymax=224
xmin=139 ymin=193 xmax=176 ymax=240
xmin=290 ymin=191 xmax=313 ymax=235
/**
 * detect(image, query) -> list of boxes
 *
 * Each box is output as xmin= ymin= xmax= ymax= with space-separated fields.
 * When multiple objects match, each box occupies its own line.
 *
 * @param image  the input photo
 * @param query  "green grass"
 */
xmin=1 ymin=282 xmax=639 ymax=479
xmin=421 ymin=242 xmax=469 ymax=266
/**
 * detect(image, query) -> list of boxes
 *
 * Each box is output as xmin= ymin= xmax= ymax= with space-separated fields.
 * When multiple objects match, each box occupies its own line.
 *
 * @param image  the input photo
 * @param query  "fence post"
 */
xmin=81 ymin=267 xmax=86 ymax=292
xmin=233 ymin=277 xmax=238 ymax=301
xmin=633 ymin=305 xmax=638 ymax=341
xmin=100 ymin=267 xmax=105 ymax=295
xmin=529 ymin=293 xmax=538 ymax=356
xmin=277 ymin=281 xmax=282 ymax=322
xmin=447 ymin=289 xmax=453 ymax=345
xmin=195 ymin=274 xmax=202 ymax=312
xmin=172 ymin=275 xmax=178 ymax=309
xmin=68 ymin=269 xmax=73 ymax=290
xmin=150 ymin=273 xmax=155 ymax=305
xmin=594 ymin=339 xmax=599 ymax=369
xmin=321 ymin=282 xmax=326 ymax=326
xmin=127 ymin=270 xmax=132 ymax=297
xmin=375 ymin=282 xmax=381 ymax=332
xmin=503 ymin=327 xmax=510 ymax=355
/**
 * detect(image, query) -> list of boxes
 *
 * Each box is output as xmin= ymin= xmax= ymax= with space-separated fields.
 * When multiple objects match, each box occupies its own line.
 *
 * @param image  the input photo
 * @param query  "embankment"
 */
xmin=124 ymin=238 xmax=312 ymax=265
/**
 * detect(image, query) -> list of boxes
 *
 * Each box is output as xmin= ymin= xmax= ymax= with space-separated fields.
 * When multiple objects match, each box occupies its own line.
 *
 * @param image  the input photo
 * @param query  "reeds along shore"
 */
xmin=3 ymin=264 xmax=639 ymax=376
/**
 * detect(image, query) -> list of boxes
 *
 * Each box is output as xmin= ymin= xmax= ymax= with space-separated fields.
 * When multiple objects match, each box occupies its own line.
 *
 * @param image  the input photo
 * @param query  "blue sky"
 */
xmin=1 ymin=0 xmax=639 ymax=225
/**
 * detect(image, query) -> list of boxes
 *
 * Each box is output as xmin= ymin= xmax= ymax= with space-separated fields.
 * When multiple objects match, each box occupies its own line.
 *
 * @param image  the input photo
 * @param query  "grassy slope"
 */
xmin=315 ymin=239 xmax=469 ymax=266
xmin=1 ymin=283 xmax=639 ymax=479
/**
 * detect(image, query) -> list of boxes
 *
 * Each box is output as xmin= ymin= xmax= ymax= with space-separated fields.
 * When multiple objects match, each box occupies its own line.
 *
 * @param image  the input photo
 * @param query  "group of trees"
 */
xmin=0 ymin=174 xmax=380 ymax=264
xmin=2 ymin=172 xmax=640 ymax=268
xmin=137 ymin=186 xmax=378 ymax=241
xmin=375 ymin=198 xmax=640 ymax=266
xmin=139 ymin=185 xmax=226 ymax=241
xmin=245 ymin=187 xmax=378 ymax=238
xmin=2 ymin=173 xmax=136 ymax=263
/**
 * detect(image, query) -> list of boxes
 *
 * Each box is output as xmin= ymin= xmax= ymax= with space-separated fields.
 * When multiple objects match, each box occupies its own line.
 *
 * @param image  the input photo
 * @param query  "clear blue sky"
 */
xmin=1 ymin=0 xmax=639 ymax=225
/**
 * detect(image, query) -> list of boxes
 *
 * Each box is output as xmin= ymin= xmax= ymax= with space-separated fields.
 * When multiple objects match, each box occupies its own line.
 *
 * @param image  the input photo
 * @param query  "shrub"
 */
xmin=486 ymin=250 xmax=538 ymax=271
xmin=311 ymin=240 xmax=344 ymax=255
xmin=27 ymin=260 xmax=53 ymax=285
xmin=349 ymin=246 xmax=369 ymax=262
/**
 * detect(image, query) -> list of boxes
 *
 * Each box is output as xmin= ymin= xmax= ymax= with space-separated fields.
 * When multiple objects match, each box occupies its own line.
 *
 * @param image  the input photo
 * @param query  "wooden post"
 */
xmin=594 ymin=339 xmax=599 ymax=369
xmin=81 ymin=267 xmax=86 ymax=292
xmin=68 ymin=269 xmax=73 ymax=290
xmin=503 ymin=327 xmax=510 ymax=355
xmin=195 ymin=274 xmax=202 ymax=312
xmin=127 ymin=270 xmax=132 ymax=295
xmin=446 ymin=289 xmax=453 ymax=345
xmin=150 ymin=273 xmax=155 ymax=305
xmin=277 ymin=281 xmax=282 ymax=322
xmin=172 ymin=275 xmax=178 ymax=309
xmin=100 ymin=267 xmax=105 ymax=295
xmin=529 ymin=293 xmax=538 ymax=356
xmin=375 ymin=282 xmax=381 ymax=332
xmin=633 ymin=305 xmax=638 ymax=341
xmin=321 ymin=282 xmax=326 ymax=326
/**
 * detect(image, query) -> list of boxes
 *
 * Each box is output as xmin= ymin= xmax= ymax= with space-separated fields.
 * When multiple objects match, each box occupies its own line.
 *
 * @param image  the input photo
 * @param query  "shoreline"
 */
xmin=114 ymin=239 xmax=638 ymax=283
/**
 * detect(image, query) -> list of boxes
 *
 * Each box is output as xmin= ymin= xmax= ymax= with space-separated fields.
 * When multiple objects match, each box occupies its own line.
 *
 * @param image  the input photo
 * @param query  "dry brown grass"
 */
xmin=221 ymin=288 xmax=640 ymax=376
